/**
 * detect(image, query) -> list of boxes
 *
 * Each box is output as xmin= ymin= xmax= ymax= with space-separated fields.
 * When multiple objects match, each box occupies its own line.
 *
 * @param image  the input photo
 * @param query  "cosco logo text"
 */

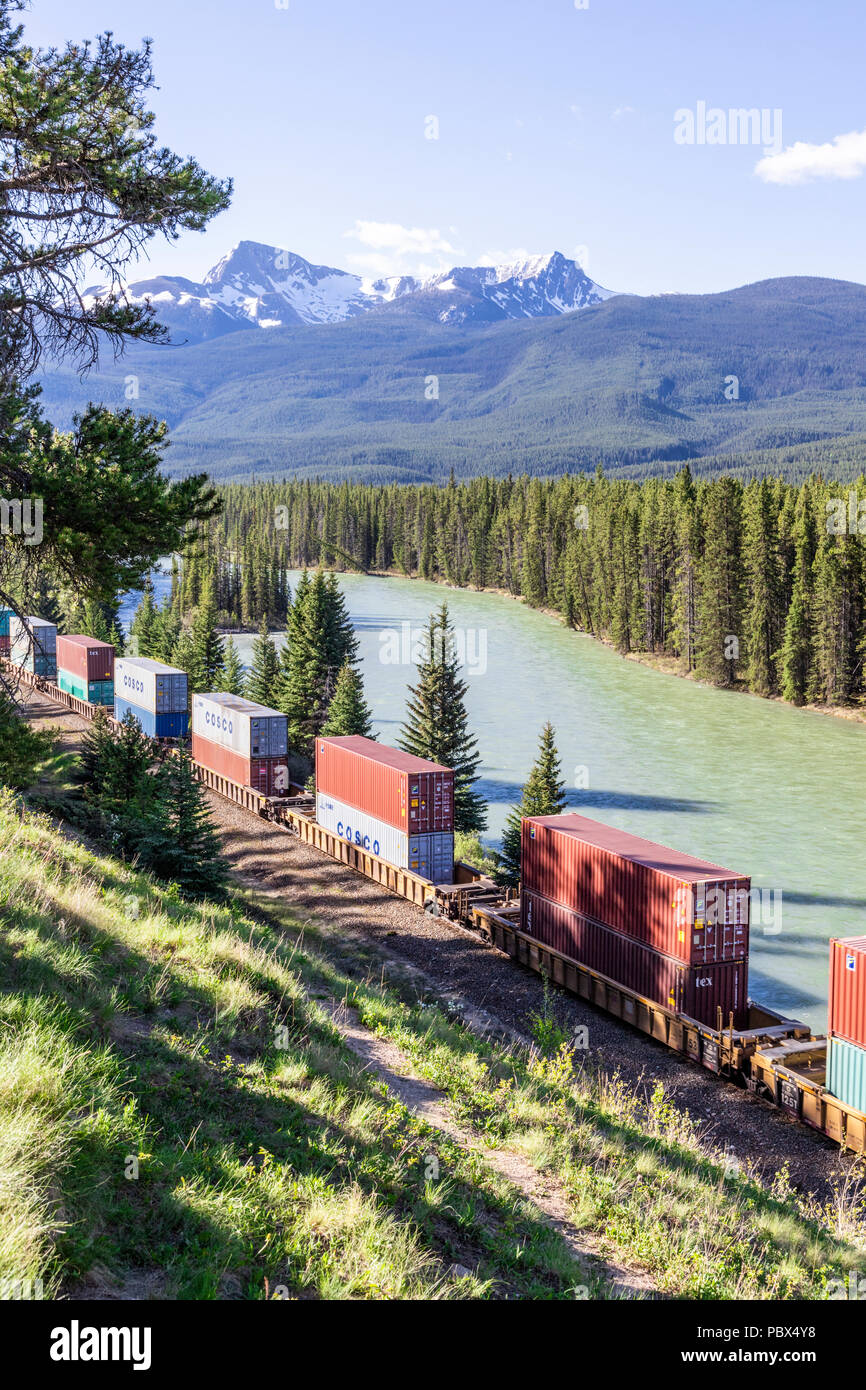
xmin=336 ymin=821 xmax=380 ymax=856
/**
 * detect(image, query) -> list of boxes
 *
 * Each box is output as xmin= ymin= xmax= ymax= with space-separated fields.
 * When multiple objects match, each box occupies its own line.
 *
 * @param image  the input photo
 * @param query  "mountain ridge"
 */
xmin=83 ymin=241 xmax=617 ymax=342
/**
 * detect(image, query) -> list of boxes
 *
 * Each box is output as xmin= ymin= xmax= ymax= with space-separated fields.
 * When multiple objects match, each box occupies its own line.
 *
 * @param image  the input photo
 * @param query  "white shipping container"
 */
xmin=192 ymin=692 xmax=288 ymax=758
xmin=10 ymin=616 xmax=57 ymax=667
xmin=316 ymin=792 xmax=454 ymax=883
xmin=115 ymin=657 xmax=188 ymax=715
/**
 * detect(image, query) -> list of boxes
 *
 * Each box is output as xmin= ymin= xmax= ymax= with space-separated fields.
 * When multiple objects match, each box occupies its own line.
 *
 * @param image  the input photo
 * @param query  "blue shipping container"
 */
xmin=114 ymin=696 xmax=189 ymax=740
xmin=827 ymin=1035 xmax=866 ymax=1115
xmin=0 ymin=609 xmax=11 ymax=637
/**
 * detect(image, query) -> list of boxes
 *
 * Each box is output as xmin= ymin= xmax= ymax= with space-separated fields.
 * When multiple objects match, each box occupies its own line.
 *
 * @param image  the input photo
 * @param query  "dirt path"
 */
xmin=24 ymin=687 xmax=854 ymax=1205
xmin=318 ymin=993 xmax=657 ymax=1298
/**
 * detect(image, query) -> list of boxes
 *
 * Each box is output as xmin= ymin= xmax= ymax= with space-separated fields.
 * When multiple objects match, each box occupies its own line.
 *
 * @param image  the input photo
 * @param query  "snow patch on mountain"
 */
xmin=83 ymin=242 xmax=619 ymax=342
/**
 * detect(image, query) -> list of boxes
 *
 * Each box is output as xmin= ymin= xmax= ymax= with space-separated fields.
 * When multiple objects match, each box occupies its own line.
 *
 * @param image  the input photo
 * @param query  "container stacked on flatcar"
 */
xmin=9 ymin=615 xmax=57 ymax=679
xmin=826 ymin=937 xmax=866 ymax=1114
xmin=520 ymin=814 xmax=751 ymax=1028
xmin=315 ymin=735 xmax=455 ymax=882
xmin=114 ymin=657 xmax=189 ymax=738
xmin=0 ymin=608 xmax=11 ymax=658
xmin=192 ymin=692 xmax=289 ymax=794
xmin=56 ymin=634 xmax=115 ymax=705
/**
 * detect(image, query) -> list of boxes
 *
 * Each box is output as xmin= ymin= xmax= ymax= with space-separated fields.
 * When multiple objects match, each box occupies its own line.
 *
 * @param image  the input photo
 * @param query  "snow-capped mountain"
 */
xmin=83 ymin=241 xmax=617 ymax=343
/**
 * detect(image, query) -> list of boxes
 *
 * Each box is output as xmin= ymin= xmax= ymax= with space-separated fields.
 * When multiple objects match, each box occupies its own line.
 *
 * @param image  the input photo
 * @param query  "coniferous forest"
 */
xmin=201 ymin=469 xmax=866 ymax=708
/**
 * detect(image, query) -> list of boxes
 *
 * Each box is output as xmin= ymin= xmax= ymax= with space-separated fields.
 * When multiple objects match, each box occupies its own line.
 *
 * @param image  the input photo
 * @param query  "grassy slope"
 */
xmin=1 ymin=788 xmax=865 ymax=1300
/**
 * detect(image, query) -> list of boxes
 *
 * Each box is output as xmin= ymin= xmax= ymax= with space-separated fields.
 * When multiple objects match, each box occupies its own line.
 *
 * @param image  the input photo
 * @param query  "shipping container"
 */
xmin=115 ymin=657 xmax=188 ymax=715
xmin=521 ymin=814 xmax=750 ymax=965
xmin=0 ymin=635 xmax=9 ymax=657
xmin=0 ymin=609 xmax=11 ymax=637
xmin=192 ymin=692 xmax=288 ymax=758
xmin=827 ymin=1035 xmax=866 ymax=1115
xmin=56 ymin=634 xmax=114 ymax=683
xmin=829 ymin=937 xmax=866 ymax=1050
xmin=57 ymin=670 xmax=114 ymax=706
xmin=9 ymin=616 xmax=57 ymax=676
xmin=316 ymin=736 xmax=454 ymax=834
xmin=521 ymin=889 xmax=749 ymax=1028
xmin=114 ymin=696 xmax=189 ymax=739
xmin=192 ymin=733 xmax=289 ymax=796
xmin=316 ymin=791 xmax=454 ymax=883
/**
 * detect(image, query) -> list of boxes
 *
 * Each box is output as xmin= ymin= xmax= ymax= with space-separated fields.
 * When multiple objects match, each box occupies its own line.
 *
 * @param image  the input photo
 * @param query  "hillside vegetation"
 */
xmin=35 ymin=277 xmax=866 ymax=483
xmin=2 ymin=787 xmax=866 ymax=1300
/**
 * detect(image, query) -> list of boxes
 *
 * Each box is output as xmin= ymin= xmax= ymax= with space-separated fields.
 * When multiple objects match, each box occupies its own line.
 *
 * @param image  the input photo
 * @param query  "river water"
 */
xmin=120 ymin=566 xmax=866 ymax=1031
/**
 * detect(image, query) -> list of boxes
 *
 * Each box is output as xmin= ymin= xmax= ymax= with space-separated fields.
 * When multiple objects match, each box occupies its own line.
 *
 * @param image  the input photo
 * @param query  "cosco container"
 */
xmin=9 ymin=616 xmax=57 ymax=677
xmin=115 ymin=657 xmax=188 ymax=715
xmin=192 ymin=733 xmax=289 ymax=796
xmin=192 ymin=692 xmax=288 ymax=759
xmin=829 ymin=937 xmax=866 ymax=1050
xmin=0 ymin=635 xmax=9 ymax=657
xmin=521 ymin=814 xmax=750 ymax=965
xmin=56 ymin=634 xmax=114 ymax=684
xmin=521 ymin=889 xmax=749 ymax=1028
xmin=0 ymin=609 xmax=11 ymax=637
xmin=827 ymin=1035 xmax=866 ymax=1116
xmin=316 ymin=792 xmax=454 ymax=883
xmin=114 ymin=695 xmax=189 ymax=739
xmin=316 ymin=736 xmax=453 ymax=835
xmin=57 ymin=670 xmax=114 ymax=706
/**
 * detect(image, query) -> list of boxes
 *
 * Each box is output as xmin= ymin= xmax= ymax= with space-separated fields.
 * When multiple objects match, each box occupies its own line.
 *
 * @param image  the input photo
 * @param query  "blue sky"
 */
xmin=23 ymin=0 xmax=866 ymax=295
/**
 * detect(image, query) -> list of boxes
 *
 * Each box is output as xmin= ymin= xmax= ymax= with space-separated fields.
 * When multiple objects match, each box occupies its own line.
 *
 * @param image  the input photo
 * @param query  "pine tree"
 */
xmin=399 ymin=604 xmax=487 ymax=833
xmin=130 ymin=582 xmax=158 ymax=657
xmin=245 ymin=615 xmax=280 ymax=705
xmin=320 ymin=660 xmax=373 ymax=737
xmin=499 ymin=723 xmax=566 ymax=886
xmin=218 ymin=638 xmax=246 ymax=696
xmin=188 ymin=580 xmax=225 ymax=692
xmin=275 ymin=569 xmax=333 ymax=756
xmin=148 ymin=746 xmax=228 ymax=898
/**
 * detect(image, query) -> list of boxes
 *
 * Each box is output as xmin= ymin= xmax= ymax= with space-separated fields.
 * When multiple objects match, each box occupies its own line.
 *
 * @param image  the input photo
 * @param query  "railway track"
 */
xmin=7 ymin=659 xmax=865 ymax=1159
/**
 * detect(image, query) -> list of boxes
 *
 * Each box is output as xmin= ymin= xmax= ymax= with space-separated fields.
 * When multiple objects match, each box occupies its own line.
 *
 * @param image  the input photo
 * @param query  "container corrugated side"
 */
xmin=9 ymin=616 xmax=57 ymax=670
xmin=0 ymin=636 xmax=9 ymax=656
xmin=191 ymin=733 xmax=289 ymax=795
xmin=316 ymin=792 xmax=453 ymax=882
xmin=521 ymin=815 xmax=750 ymax=964
xmin=57 ymin=669 xmax=114 ymax=706
xmin=114 ymin=696 xmax=188 ymax=739
xmin=192 ymin=693 xmax=288 ymax=758
xmin=115 ymin=658 xmax=188 ymax=715
xmin=829 ymin=937 xmax=866 ymax=1050
xmin=316 ymin=737 xmax=454 ymax=834
xmin=827 ymin=1035 xmax=866 ymax=1115
xmin=56 ymin=634 xmax=114 ymax=683
xmin=0 ymin=610 xmax=11 ymax=637
xmin=521 ymin=889 xmax=748 ymax=1028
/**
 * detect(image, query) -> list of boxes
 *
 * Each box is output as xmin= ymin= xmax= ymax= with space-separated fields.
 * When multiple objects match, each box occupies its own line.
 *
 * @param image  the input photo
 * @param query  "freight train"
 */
xmin=2 ymin=618 xmax=865 ymax=1158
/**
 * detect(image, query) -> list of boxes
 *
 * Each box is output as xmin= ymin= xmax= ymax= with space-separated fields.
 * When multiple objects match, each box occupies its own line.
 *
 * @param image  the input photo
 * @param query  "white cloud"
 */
xmin=611 ymin=106 xmax=635 ymax=120
xmin=342 ymin=220 xmax=460 ymax=277
xmin=755 ymin=128 xmax=866 ymax=184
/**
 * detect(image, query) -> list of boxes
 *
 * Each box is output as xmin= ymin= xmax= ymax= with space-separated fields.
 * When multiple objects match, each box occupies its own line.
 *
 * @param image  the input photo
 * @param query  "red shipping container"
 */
xmin=829 ymin=937 xmax=866 ymax=1049
xmin=0 ymin=636 xmax=9 ymax=656
xmin=56 ymin=634 xmax=114 ymax=682
xmin=521 ymin=814 xmax=750 ymax=965
xmin=521 ymin=890 xmax=749 ymax=1028
xmin=192 ymin=733 xmax=289 ymax=796
xmin=316 ymin=736 xmax=454 ymax=834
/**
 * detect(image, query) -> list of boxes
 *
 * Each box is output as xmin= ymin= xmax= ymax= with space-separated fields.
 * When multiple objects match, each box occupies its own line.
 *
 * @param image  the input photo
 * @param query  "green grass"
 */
xmin=0 ymin=791 xmax=608 ymax=1301
xmin=252 ymin=894 xmax=866 ymax=1301
xmin=3 ymin=784 xmax=865 ymax=1301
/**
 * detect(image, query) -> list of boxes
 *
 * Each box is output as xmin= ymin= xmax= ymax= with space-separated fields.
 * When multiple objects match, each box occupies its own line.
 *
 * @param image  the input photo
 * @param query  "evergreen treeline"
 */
xmin=212 ymin=471 xmax=866 ymax=706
